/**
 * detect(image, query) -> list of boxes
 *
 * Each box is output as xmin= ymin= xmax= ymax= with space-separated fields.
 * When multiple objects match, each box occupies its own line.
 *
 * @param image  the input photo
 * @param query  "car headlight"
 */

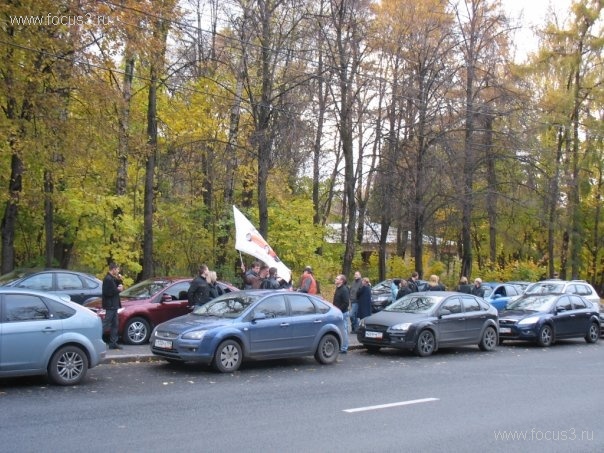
xmin=182 ymin=330 xmax=207 ymax=340
xmin=390 ymin=323 xmax=412 ymax=332
xmin=518 ymin=316 xmax=540 ymax=326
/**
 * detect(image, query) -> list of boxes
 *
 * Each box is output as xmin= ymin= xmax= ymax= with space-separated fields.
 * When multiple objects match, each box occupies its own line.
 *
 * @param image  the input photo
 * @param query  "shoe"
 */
xmin=340 ymin=350 xmax=347 ymax=354
xmin=109 ymin=344 xmax=122 ymax=350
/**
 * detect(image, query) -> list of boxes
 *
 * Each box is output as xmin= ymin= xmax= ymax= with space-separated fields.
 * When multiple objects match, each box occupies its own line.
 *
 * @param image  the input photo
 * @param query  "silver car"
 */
xmin=0 ymin=288 xmax=106 ymax=385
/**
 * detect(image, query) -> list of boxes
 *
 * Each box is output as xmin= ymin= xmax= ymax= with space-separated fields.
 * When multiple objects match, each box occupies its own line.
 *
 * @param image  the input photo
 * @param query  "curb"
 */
xmin=103 ymin=342 xmax=365 ymax=364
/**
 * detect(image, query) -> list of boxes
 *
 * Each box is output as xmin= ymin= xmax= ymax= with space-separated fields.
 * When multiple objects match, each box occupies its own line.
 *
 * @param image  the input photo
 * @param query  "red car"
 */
xmin=84 ymin=277 xmax=238 ymax=345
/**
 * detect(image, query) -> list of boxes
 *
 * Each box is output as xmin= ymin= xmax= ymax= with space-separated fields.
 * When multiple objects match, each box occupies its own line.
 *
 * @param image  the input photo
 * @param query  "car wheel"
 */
xmin=414 ymin=330 xmax=435 ymax=357
xmin=213 ymin=339 xmax=242 ymax=373
xmin=123 ymin=317 xmax=151 ymax=345
xmin=315 ymin=333 xmax=340 ymax=364
xmin=537 ymin=324 xmax=553 ymax=347
xmin=364 ymin=345 xmax=381 ymax=353
xmin=585 ymin=322 xmax=599 ymax=343
xmin=479 ymin=326 xmax=498 ymax=351
xmin=48 ymin=345 xmax=89 ymax=386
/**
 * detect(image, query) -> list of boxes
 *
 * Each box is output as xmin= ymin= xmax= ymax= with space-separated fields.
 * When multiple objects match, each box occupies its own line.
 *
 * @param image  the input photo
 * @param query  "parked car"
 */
xmin=0 ymin=288 xmax=106 ymax=385
xmin=522 ymin=280 xmax=601 ymax=312
xmin=150 ymin=290 xmax=344 ymax=372
xmin=498 ymin=293 xmax=600 ymax=346
xmin=371 ymin=278 xmax=428 ymax=312
xmin=0 ymin=268 xmax=103 ymax=304
xmin=482 ymin=282 xmax=525 ymax=311
xmin=357 ymin=291 xmax=499 ymax=357
xmin=85 ymin=277 xmax=238 ymax=345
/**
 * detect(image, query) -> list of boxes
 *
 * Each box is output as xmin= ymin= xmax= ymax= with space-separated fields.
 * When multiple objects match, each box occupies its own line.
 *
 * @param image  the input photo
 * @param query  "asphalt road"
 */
xmin=1 ymin=340 xmax=603 ymax=453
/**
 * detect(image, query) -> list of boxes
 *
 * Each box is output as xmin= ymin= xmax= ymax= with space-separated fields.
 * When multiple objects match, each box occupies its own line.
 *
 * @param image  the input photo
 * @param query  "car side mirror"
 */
xmin=161 ymin=293 xmax=173 ymax=303
xmin=439 ymin=308 xmax=451 ymax=317
xmin=252 ymin=312 xmax=267 ymax=322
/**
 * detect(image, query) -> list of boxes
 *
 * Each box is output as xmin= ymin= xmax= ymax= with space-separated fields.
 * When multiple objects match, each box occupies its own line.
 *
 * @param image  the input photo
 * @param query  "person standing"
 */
xmin=260 ymin=267 xmax=281 ymax=289
xmin=457 ymin=276 xmax=472 ymax=294
xmin=426 ymin=274 xmax=446 ymax=291
xmin=390 ymin=279 xmax=401 ymax=303
xmin=298 ymin=266 xmax=318 ymax=294
xmin=241 ymin=261 xmax=261 ymax=289
xmin=396 ymin=279 xmax=412 ymax=299
xmin=206 ymin=270 xmax=223 ymax=299
xmin=102 ymin=263 xmax=124 ymax=350
xmin=357 ymin=277 xmax=373 ymax=320
xmin=470 ymin=278 xmax=485 ymax=297
xmin=188 ymin=264 xmax=210 ymax=306
xmin=332 ymin=274 xmax=350 ymax=353
xmin=349 ymin=271 xmax=362 ymax=333
xmin=408 ymin=271 xmax=420 ymax=292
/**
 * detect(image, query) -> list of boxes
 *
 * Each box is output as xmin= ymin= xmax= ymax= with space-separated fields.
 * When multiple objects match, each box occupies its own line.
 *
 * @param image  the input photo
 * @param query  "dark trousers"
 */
xmin=103 ymin=308 xmax=119 ymax=346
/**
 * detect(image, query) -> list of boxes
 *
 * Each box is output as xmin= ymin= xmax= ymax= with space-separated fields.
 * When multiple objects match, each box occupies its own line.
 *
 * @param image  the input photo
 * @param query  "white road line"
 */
xmin=343 ymin=397 xmax=440 ymax=413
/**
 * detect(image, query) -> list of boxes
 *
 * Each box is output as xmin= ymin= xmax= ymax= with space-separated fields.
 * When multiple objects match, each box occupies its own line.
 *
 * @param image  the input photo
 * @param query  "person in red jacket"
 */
xmin=298 ymin=266 xmax=318 ymax=294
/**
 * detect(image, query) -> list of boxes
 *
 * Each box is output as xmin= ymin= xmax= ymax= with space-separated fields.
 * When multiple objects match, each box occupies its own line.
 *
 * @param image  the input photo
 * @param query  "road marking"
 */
xmin=343 ymin=397 xmax=439 ymax=413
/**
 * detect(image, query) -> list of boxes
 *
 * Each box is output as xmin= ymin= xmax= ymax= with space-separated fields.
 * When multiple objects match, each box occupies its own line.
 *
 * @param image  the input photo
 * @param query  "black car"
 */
xmin=498 ymin=293 xmax=600 ymax=346
xmin=0 ymin=268 xmax=103 ymax=304
xmin=358 ymin=291 xmax=499 ymax=357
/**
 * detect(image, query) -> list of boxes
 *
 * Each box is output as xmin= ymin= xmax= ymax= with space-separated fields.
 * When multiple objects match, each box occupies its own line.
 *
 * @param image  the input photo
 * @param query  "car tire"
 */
xmin=123 ymin=317 xmax=151 ymax=345
xmin=48 ymin=345 xmax=89 ymax=386
xmin=479 ymin=326 xmax=498 ymax=351
xmin=213 ymin=339 xmax=242 ymax=373
xmin=414 ymin=330 xmax=435 ymax=357
xmin=364 ymin=345 xmax=381 ymax=353
xmin=315 ymin=333 xmax=340 ymax=364
xmin=537 ymin=324 xmax=553 ymax=347
xmin=585 ymin=322 xmax=599 ymax=343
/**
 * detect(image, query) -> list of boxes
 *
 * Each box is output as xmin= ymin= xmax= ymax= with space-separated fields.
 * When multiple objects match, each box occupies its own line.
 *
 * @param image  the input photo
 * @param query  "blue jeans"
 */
xmin=349 ymin=302 xmax=359 ymax=332
xmin=341 ymin=311 xmax=349 ymax=352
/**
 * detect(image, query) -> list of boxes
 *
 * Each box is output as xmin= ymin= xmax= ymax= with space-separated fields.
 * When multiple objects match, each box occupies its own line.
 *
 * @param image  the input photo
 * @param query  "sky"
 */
xmin=501 ymin=0 xmax=573 ymax=60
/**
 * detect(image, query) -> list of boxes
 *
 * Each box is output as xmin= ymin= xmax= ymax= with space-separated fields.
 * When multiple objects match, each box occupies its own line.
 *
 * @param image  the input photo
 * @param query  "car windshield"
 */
xmin=0 ymin=269 xmax=34 ymax=286
xmin=192 ymin=294 xmax=258 ymax=318
xmin=384 ymin=294 xmax=439 ymax=313
xmin=483 ymin=287 xmax=494 ymax=297
xmin=525 ymin=282 xmax=564 ymax=294
xmin=121 ymin=280 xmax=170 ymax=298
xmin=507 ymin=295 xmax=555 ymax=312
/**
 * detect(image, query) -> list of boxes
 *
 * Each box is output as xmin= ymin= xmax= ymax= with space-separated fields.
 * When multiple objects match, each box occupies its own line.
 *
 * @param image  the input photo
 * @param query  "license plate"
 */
xmin=154 ymin=339 xmax=173 ymax=349
xmin=365 ymin=331 xmax=383 ymax=339
xmin=499 ymin=327 xmax=511 ymax=334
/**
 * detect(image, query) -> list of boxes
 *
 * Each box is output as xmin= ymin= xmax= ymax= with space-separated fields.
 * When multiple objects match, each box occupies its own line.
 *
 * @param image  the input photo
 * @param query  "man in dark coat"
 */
xmin=333 ymin=274 xmax=350 ymax=353
xmin=102 ymin=262 xmax=124 ymax=349
xmin=188 ymin=264 xmax=210 ymax=306
xmin=357 ymin=278 xmax=373 ymax=320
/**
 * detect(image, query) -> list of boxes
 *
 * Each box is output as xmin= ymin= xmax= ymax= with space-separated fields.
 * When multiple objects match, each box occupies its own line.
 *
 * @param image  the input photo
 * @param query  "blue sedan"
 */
xmin=150 ymin=290 xmax=345 ymax=372
xmin=499 ymin=293 xmax=600 ymax=346
xmin=0 ymin=288 xmax=106 ymax=385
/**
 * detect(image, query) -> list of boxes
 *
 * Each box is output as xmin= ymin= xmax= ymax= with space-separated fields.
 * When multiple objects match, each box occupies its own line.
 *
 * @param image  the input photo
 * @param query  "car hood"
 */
xmin=156 ymin=314 xmax=234 ymax=332
xmin=364 ymin=311 xmax=430 ymax=326
xmin=499 ymin=310 xmax=541 ymax=321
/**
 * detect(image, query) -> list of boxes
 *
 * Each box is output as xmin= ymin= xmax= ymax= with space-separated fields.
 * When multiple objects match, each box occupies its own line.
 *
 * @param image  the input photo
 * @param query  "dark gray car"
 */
xmin=358 ymin=291 xmax=499 ymax=357
xmin=0 ymin=269 xmax=102 ymax=304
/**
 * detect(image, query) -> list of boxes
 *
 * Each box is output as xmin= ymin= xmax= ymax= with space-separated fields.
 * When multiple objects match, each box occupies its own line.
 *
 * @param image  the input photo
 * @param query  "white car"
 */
xmin=523 ymin=280 xmax=601 ymax=312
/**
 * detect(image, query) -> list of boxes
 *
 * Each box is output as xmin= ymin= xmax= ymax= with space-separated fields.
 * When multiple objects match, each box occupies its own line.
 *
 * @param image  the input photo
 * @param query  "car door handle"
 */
xmin=313 ymin=319 xmax=323 ymax=324
xmin=43 ymin=327 xmax=57 ymax=333
xmin=280 ymin=322 xmax=290 ymax=327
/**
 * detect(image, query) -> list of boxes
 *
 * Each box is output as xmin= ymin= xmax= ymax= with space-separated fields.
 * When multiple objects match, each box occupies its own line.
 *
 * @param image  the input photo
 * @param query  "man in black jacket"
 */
xmin=333 ymin=274 xmax=350 ymax=354
xmin=102 ymin=263 xmax=124 ymax=349
xmin=188 ymin=265 xmax=210 ymax=306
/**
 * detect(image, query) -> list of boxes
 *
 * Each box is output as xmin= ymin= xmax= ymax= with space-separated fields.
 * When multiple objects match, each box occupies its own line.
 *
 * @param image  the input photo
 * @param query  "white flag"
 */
xmin=233 ymin=205 xmax=292 ymax=283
